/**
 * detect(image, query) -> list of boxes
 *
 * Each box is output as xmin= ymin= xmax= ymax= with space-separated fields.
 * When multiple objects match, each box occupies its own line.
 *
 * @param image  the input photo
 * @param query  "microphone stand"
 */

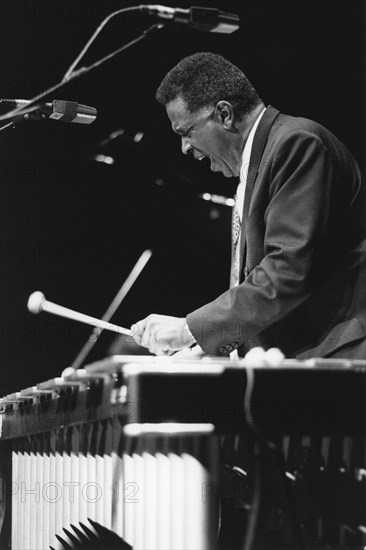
xmin=66 ymin=249 xmax=152 ymax=372
xmin=0 ymin=21 xmax=164 ymax=131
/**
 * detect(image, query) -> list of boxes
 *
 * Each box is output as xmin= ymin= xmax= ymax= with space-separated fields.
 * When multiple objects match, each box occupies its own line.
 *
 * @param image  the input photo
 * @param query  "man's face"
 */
xmin=166 ymin=95 xmax=239 ymax=178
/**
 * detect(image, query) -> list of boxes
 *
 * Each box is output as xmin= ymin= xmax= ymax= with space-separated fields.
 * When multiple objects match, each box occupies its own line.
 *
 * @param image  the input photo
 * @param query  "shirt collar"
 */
xmin=240 ymin=107 xmax=266 ymax=182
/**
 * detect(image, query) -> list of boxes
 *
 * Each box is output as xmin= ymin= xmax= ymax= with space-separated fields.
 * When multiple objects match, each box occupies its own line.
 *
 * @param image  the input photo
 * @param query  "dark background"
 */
xmin=0 ymin=0 xmax=364 ymax=394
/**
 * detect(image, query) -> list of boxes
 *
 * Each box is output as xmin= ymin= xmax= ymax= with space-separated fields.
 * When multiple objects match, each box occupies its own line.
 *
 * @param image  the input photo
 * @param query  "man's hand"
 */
xmin=131 ymin=314 xmax=195 ymax=356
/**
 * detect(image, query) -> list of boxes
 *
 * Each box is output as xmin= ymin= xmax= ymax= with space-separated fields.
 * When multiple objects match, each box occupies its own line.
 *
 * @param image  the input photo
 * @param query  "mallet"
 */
xmin=27 ymin=291 xmax=131 ymax=336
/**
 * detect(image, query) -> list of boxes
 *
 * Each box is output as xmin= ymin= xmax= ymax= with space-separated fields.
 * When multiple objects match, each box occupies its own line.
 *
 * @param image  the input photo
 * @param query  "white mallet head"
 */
xmin=27 ymin=291 xmax=46 ymax=314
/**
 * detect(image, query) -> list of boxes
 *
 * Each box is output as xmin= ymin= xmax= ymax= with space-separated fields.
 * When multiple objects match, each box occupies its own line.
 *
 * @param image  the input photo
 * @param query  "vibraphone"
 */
xmin=0 ymin=355 xmax=365 ymax=549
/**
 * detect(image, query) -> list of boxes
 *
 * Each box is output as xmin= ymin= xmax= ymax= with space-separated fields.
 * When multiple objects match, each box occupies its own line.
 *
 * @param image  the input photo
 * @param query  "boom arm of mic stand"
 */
xmin=0 ymin=23 xmax=165 ymax=129
xmin=65 ymin=23 xmax=165 ymax=81
xmin=62 ymin=5 xmax=141 ymax=82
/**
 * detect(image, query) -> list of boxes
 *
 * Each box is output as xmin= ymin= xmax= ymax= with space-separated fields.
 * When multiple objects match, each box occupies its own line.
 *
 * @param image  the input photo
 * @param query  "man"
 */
xmin=132 ymin=52 xmax=366 ymax=359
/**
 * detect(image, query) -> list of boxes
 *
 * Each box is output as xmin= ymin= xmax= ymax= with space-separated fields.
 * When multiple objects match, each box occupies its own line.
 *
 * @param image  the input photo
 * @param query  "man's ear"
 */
xmin=215 ymin=101 xmax=235 ymax=129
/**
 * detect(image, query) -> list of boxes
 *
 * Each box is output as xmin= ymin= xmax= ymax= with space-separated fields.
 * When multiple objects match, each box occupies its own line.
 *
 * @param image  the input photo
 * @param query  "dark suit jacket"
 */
xmin=187 ymin=106 xmax=366 ymax=359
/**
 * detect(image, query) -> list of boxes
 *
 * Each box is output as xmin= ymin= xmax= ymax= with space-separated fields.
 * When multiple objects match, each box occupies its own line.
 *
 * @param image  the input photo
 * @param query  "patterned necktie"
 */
xmin=230 ymin=196 xmax=241 ymax=287
xmin=232 ymin=200 xmax=241 ymax=246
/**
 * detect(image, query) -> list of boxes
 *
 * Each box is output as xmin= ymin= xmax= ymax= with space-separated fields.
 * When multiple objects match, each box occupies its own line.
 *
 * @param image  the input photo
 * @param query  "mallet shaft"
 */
xmin=42 ymin=299 xmax=131 ymax=335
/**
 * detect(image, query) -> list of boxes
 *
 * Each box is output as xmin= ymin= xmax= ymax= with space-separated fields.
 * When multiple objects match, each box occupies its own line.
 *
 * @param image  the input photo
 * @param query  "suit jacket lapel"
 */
xmin=238 ymin=105 xmax=280 ymax=278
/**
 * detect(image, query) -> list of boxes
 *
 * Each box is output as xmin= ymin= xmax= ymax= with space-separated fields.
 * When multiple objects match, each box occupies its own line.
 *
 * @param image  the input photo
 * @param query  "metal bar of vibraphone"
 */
xmin=70 ymin=426 xmax=80 ymax=538
xmin=55 ymin=427 xmax=64 ymax=546
xmin=156 ymin=438 xmax=170 ymax=548
xmin=131 ymin=433 xmax=145 ymax=549
xmin=111 ymin=417 xmax=125 ymax=538
xmin=11 ymin=439 xmax=20 ymax=550
xmin=42 ymin=433 xmax=50 ymax=550
xmin=79 ymin=423 xmax=89 ymax=528
xmin=35 ymin=434 xmax=43 ymax=550
xmin=62 ymin=428 xmax=71 ymax=543
xmin=49 ymin=431 xmax=57 ymax=549
xmin=30 ymin=435 xmax=37 ymax=549
xmin=122 ymin=431 xmax=135 ymax=545
xmin=87 ymin=422 xmax=98 ymax=524
xmin=144 ymin=442 xmax=158 ymax=547
xmin=103 ymin=419 xmax=113 ymax=530
xmin=170 ymin=438 xmax=185 ymax=547
xmin=95 ymin=421 xmax=105 ymax=526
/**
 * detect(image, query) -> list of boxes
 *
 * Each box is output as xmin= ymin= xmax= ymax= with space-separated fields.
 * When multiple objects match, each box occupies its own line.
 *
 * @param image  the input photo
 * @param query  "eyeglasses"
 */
xmin=180 ymin=108 xmax=215 ymax=138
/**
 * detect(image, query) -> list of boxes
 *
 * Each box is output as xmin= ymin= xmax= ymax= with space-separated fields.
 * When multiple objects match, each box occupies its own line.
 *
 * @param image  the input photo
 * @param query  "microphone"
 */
xmin=140 ymin=5 xmax=240 ymax=33
xmin=0 ymin=99 xmax=97 ymax=124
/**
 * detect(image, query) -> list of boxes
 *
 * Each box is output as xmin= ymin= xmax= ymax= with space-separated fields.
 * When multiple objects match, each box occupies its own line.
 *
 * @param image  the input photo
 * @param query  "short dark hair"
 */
xmin=156 ymin=52 xmax=262 ymax=118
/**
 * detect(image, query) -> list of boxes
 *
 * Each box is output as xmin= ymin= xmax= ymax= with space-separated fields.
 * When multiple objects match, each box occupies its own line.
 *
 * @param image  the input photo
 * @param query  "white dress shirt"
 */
xmin=236 ymin=107 xmax=266 ymax=222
